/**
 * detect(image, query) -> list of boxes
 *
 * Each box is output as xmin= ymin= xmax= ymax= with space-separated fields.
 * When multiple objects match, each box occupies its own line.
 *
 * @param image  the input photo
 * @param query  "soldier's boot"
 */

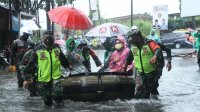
xmin=44 ymin=95 xmax=53 ymax=106
xmin=54 ymin=96 xmax=63 ymax=104
xmin=18 ymin=81 xmax=23 ymax=88
xmin=44 ymin=98 xmax=53 ymax=106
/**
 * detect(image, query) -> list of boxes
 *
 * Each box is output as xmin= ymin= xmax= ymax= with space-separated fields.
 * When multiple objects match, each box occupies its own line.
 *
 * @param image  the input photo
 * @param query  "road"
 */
xmin=0 ymin=48 xmax=200 ymax=112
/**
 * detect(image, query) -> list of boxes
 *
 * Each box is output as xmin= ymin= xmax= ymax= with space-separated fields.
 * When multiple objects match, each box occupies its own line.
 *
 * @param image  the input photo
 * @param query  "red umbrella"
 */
xmin=48 ymin=6 xmax=93 ymax=30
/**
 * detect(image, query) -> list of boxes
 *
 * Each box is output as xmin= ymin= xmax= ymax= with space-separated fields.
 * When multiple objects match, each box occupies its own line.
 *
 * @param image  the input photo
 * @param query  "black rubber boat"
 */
xmin=61 ymin=72 xmax=135 ymax=101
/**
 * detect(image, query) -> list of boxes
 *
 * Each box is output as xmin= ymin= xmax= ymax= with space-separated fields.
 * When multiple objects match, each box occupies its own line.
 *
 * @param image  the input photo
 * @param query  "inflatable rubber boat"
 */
xmin=61 ymin=52 xmax=135 ymax=101
xmin=61 ymin=72 xmax=135 ymax=101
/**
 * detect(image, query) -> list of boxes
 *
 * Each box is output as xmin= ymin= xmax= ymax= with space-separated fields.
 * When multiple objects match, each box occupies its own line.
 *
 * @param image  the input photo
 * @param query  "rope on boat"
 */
xmin=97 ymin=68 xmax=104 ymax=97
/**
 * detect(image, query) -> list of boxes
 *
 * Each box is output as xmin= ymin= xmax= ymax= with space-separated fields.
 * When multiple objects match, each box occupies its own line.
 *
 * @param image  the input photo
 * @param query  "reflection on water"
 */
xmin=0 ymin=50 xmax=200 ymax=112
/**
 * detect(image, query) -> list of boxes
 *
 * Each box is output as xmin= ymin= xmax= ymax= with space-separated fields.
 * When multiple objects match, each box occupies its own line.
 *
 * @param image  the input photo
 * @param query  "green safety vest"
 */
xmin=131 ymin=45 xmax=156 ymax=74
xmin=36 ymin=48 xmax=61 ymax=82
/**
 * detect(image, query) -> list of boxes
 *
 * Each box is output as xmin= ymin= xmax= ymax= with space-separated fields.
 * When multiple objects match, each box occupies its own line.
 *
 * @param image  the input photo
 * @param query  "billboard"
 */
xmin=153 ymin=5 xmax=168 ymax=30
xmin=181 ymin=0 xmax=200 ymax=17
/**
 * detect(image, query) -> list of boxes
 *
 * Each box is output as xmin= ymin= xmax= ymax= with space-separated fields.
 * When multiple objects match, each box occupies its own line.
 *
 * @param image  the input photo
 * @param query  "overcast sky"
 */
xmin=74 ymin=0 xmax=180 ymax=18
xmin=40 ymin=0 xmax=180 ymax=29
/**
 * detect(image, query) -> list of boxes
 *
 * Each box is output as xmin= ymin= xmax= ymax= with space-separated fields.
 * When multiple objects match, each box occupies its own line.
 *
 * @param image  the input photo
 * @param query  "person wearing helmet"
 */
xmin=127 ymin=26 xmax=138 ymax=47
xmin=24 ymin=31 xmax=72 ymax=106
xmin=125 ymin=30 xmax=162 ymax=98
xmin=10 ymin=28 xmax=35 ymax=88
xmin=131 ymin=25 xmax=138 ymax=32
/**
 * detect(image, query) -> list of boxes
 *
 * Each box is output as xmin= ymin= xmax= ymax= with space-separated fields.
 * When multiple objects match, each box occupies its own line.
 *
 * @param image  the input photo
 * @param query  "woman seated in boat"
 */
xmin=66 ymin=38 xmax=102 ymax=72
xmin=106 ymin=35 xmax=134 ymax=72
xmin=73 ymin=40 xmax=85 ymax=62
xmin=66 ymin=37 xmax=84 ymax=62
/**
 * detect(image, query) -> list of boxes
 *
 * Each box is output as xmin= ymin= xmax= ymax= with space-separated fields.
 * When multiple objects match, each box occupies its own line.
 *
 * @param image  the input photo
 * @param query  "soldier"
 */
xmin=10 ymin=28 xmax=35 ymax=88
xmin=24 ymin=31 xmax=71 ymax=106
xmin=20 ymin=44 xmax=37 ymax=96
xmin=126 ymin=30 xmax=162 ymax=98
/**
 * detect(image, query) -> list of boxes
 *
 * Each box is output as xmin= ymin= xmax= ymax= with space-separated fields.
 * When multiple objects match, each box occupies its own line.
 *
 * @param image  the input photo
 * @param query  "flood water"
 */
xmin=0 ymin=49 xmax=200 ymax=112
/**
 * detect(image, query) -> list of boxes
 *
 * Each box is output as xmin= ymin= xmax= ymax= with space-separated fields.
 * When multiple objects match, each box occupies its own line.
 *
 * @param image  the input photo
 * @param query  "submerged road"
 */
xmin=0 ymin=49 xmax=200 ymax=112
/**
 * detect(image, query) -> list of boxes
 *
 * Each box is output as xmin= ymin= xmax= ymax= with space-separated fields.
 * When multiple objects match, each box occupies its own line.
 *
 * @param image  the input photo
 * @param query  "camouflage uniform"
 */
xmin=25 ymin=43 xmax=70 ymax=106
xmin=11 ymin=37 xmax=35 ymax=87
xmin=21 ymin=49 xmax=37 ymax=96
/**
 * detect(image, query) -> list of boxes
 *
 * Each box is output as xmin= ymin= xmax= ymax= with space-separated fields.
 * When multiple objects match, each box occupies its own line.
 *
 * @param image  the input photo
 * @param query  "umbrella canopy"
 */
xmin=48 ymin=6 xmax=93 ymax=30
xmin=85 ymin=23 xmax=130 ymax=37
xmin=21 ymin=19 xmax=39 ymax=30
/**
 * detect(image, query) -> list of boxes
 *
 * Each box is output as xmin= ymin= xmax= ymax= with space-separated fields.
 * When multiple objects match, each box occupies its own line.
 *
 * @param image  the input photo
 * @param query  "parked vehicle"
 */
xmin=0 ymin=50 xmax=9 ymax=69
xmin=160 ymin=33 xmax=193 ymax=48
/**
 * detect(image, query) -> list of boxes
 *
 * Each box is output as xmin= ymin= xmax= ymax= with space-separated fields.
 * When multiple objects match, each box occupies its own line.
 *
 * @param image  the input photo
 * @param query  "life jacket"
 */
xmin=131 ymin=45 xmax=156 ymax=74
xmin=36 ymin=48 xmax=61 ymax=82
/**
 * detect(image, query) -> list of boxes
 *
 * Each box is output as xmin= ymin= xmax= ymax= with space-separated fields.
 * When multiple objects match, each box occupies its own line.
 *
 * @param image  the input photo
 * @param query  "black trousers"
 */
xmin=197 ymin=50 xmax=200 ymax=67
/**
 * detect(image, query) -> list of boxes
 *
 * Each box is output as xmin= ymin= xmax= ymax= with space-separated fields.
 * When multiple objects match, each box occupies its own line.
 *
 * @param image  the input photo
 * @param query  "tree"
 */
xmin=0 ymin=0 xmax=75 ymax=29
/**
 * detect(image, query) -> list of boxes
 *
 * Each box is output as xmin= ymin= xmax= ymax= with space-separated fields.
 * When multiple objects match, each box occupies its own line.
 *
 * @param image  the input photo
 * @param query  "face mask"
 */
xmin=44 ymin=37 xmax=54 ymax=48
xmin=68 ymin=45 xmax=75 ymax=52
xmin=115 ymin=43 xmax=123 ymax=50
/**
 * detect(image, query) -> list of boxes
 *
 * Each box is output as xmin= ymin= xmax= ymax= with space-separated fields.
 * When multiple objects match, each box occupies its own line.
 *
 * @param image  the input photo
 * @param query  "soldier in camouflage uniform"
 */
xmin=10 ymin=29 xmax=35 ymax=88
xmin=24 ymin=31 xmax=71 ymax=106
xmin=20 ymin=44 xmax=38 ymax=96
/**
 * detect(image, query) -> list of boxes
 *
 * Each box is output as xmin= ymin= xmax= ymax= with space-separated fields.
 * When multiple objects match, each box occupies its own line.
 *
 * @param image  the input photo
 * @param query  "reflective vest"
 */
xmin=131 ymin=45 xmax=156 ymax=74
xmin=36 ymin=48 xmax=61 ymax=82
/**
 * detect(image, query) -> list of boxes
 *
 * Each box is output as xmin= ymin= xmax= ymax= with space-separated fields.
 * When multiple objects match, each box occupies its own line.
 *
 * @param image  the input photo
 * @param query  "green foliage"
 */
xmin=168 ymin=19 xmax=185 ymax=31
xmin=56 ymin=0 xmax=68 ymax=6
xmin=132 ymin=19 xmax=152 ymax=37
xmin=195 ymin=16 xmax=200 ymax=27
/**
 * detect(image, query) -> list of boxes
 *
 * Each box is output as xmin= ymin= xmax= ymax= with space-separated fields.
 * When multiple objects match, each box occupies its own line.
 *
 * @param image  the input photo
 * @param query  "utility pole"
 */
xmin=35 ymin=0 xmax=40 ymax=41
xmin=131 ymin=0 xmax=133 ymax=26
xmin=46 ymin=0 xmax=51 ymax=30
xmin=97 ymin=0 xmax=101 ymax=24
xmin=51 ymin=0 xmax=54 ymax=35
xmin=9 ymin=0 xmax=12 ymax=43
xmin=88 ymin=0 xmax=95 ymax=27
xmin=88 ymin=0 xmax=92 ymax=20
